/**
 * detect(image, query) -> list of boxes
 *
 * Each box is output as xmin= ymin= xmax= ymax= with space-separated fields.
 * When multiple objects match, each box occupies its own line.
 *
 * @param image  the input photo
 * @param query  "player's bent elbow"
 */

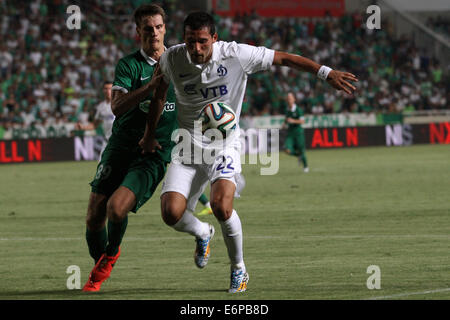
xmin=111 ymin=103 xmax=123 ymax=117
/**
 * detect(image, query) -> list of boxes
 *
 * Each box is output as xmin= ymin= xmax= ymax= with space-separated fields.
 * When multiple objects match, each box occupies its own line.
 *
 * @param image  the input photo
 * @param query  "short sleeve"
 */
xmin=235 ymin=43 xmax=275 ymax=75
xmin=112 ymin=59 xmax=133 ymax=93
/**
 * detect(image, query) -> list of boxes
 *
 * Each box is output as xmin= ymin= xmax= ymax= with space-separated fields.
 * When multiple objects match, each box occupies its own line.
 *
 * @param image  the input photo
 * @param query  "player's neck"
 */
xmin=142 ymin=46 xmax=164 ymax=61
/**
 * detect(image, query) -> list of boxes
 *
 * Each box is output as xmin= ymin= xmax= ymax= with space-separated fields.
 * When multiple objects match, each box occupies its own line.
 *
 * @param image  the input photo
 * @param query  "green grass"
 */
xmin=0 ymin=144 xmax=449 ymax=300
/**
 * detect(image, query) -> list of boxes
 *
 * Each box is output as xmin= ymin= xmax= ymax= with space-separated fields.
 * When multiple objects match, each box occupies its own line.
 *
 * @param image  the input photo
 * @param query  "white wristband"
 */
xmin=317 ymin=65 xmax=332 ymax=80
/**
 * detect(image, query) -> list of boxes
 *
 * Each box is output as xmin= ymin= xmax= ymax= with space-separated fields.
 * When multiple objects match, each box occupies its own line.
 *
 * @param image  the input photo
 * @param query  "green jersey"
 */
xmin=112 ymin=49 xmax=177 ymax=162
xmin=285 ymin=104 xmax=304 ymax=134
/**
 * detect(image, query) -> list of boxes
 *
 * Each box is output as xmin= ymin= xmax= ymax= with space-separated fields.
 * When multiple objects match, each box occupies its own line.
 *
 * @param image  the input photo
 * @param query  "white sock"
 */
xmin=219 ymin=210 xmax=245 ymax=272
xmin=205 ymin=201 xmax=211 ymax=208
xmin=172 ymin=211 xmax=210 ymax=239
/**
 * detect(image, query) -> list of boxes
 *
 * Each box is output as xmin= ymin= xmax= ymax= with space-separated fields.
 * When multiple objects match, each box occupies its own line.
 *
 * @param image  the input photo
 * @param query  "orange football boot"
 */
xmin=82 ymin=247 xmax=121 ymax=292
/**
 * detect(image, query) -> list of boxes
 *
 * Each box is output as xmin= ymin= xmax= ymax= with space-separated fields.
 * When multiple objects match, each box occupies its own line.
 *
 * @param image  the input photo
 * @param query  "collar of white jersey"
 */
xmin=185 ymin=42 xmax=220 ymax=67
xmin=140 ymin=47 xmax=167 ymax=66
xmin=290 ymin=103 xmax=297 ymax=112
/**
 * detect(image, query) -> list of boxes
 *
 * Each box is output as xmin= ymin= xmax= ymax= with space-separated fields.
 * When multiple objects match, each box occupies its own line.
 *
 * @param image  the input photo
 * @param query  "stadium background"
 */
xmin=0 ymin=0 xmax=448 ymax=163
xmin=0 ymin=0 xmax=449 ymax=302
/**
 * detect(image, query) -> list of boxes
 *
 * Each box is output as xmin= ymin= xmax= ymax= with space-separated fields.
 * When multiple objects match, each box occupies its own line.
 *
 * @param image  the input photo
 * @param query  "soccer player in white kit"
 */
xmin=140 ymin=12 xmax=358 ymax=293
xmin=94 ymin=81 xmax=115 ymax=140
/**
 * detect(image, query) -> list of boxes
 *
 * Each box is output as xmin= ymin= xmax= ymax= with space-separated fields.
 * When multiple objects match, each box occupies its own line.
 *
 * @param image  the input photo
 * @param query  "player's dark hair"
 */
xmin=103 ymin=81 xmax=113 ymax=86
xmin=183 ymin=11 xmax=216 ymax=36
xmin=134 ymin=4 xmax=166 ymax=27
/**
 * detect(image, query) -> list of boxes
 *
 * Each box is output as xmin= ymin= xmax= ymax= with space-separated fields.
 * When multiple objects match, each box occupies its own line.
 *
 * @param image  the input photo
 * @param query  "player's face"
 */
xmin=137 ymin=14 xmax=166 ymax=53
xmin=103 ymin=83 xmax=112 ymax=101
xmin=287 ymin=93 xmax=295 ymax=106
xmin=184 ymin=26 xmax=218 ymax=64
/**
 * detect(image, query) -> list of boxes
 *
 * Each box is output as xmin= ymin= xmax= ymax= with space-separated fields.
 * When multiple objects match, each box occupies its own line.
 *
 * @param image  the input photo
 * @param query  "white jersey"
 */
xmin=159 ymin=41 xmax=274 ymax=138
xmin=94 ymin=100 xmax=115 ymax=140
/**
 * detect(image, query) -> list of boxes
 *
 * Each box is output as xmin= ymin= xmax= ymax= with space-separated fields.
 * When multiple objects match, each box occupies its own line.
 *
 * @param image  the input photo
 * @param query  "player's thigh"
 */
xmin=208 ymin=142 xmax=243 ymax=220
xmin=90 ymin=143 xmax=133 ymax=197
xmin=161 ymin=162 xmax=208 ymax=218
xmin=121 ymin=155 xmax=167 ymax=213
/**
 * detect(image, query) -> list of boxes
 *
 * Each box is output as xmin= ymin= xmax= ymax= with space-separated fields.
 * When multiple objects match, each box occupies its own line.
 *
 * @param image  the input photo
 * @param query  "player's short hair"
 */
xmin=183 ymin=11 xmax=216 ymax=36
xmin=134 ymin=4 xmax=166 ymax=27
xmin=103 ymin=81 xmax=113 ymax=87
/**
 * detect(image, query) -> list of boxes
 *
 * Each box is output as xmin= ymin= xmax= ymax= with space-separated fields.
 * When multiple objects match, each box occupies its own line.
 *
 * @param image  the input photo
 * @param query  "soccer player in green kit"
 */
xmin=83 ymin=4 xmax=196 ymax=292
xmin=284 ymin=92 xmax=309 ymax=172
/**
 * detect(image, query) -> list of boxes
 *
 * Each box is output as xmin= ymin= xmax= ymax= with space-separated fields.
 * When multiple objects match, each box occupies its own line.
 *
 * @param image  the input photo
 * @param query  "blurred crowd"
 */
xmin=426 ymin=15 xmax=450 ymax=41
xmin=0 ymin=0 xmax=448 ymax=133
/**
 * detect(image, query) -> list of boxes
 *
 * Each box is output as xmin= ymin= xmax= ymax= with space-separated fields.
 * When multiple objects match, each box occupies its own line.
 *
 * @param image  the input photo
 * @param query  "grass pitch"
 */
xmin=0 ymin=144 xmax=449 ymax=300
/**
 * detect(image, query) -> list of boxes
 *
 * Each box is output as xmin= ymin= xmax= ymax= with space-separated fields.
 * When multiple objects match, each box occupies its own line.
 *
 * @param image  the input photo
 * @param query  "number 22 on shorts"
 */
xmin=216 ymin=156 xmax=234 ymax=174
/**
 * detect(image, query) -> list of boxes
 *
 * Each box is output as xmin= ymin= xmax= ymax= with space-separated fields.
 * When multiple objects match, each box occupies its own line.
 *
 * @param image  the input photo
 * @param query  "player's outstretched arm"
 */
xmin=111 ymin=64 xmax=164 ymax=117
xmin=139 ymin=75 xmax=169 ymax=154
xmin=273 ymin=51 xmax=358 ymax=95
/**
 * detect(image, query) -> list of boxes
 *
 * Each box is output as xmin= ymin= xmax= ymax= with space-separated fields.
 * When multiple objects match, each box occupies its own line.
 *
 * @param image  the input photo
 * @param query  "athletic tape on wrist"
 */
xmin=317 ymin=65 xmax=332 ymax=80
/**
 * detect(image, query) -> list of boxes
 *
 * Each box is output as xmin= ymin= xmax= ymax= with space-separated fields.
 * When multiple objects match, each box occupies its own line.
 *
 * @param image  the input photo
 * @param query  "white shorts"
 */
xmin=161 ymin=143 xmax=245 ymax=213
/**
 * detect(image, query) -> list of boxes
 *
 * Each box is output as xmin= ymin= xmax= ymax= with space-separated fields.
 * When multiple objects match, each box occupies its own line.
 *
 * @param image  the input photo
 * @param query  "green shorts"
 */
xmin=90 ymin=142 xmax=167 ymax=213
xmin=284 ymin=131 xmax=306 ymax=155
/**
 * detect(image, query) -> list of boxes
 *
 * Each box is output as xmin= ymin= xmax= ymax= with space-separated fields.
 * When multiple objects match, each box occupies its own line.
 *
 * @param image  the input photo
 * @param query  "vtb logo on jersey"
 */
xmin=217 ymin=64 xmax=227 ymax=77
xmin=184 ymin=84 xmax=228 ymax=99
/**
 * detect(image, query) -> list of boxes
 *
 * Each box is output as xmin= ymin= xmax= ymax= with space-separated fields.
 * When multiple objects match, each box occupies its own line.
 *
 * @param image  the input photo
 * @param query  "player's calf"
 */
xmin=86 ymin=192 xmax=108 ymax=231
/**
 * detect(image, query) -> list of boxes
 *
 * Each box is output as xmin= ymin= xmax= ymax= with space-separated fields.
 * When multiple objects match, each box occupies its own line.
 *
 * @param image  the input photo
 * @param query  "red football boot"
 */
xmin=82 ymin=247 xmax=121 ymax=292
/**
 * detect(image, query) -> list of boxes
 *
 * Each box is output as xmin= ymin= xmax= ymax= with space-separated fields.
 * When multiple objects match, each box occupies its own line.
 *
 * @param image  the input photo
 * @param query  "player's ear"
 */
xmin=212 ymin=33 xmax=218 ymax=43
xmin=136 ymin=25 xmax=141 ymax=38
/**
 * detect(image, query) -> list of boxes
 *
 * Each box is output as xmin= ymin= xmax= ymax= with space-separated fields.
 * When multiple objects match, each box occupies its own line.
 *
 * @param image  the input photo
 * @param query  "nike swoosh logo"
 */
xmin=140 ymin=75 xmax=151 ymax=81
xmin=179 ymin=73 xmax=191 ymax=78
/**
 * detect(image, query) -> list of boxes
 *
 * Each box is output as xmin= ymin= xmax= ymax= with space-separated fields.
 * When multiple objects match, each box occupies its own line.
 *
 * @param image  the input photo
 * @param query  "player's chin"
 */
xmin=147 ymin=40 xmax=162 ymax=50
xmin=191 ymin=56 xmax=204 ymax=64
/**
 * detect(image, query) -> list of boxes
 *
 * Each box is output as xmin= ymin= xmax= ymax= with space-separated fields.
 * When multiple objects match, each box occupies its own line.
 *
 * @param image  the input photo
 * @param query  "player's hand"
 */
xmin=139 ymin=136 xmax=162 ymax=154
xmin=147 ymin=64 xmax=164 ymax=90
xmin=327 ymin=70 xmax=358 ymax=95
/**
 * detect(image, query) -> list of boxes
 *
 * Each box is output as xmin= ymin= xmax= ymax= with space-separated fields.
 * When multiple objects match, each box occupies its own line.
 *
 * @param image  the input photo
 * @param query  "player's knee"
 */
xmin=161 ymin=193 xmax=185 ymax=226
xmin=106 ymin=198 xmax=129 ymax=223
xmin=210 ymin=199 xmax=233 ymax=221
xmin=86 ymin=213 xmax=106 ymax=231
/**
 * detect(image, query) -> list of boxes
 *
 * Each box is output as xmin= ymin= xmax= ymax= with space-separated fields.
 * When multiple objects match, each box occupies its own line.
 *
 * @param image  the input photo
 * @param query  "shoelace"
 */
xmin=230 ymin=270 xmax=243 ymax=288
xmin=90 ymin=257 xmax=111 ymax=281
xmin=98 ymin=258 xmax=108 ymax=269
xmin=196 ymin=237 xmax=209 ymax=255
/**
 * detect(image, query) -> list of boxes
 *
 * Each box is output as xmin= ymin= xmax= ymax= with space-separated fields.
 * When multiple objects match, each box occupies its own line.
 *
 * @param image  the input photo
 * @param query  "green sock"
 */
xmin=86 ymin=227 xmax=107 ymax=263
xmin=198 ymin=193 xmax=209 ymax=206
xmin=105 ymin=216 xmax=128 ymax=256
xmin=300 ymin=154 xmax=308 ymax=168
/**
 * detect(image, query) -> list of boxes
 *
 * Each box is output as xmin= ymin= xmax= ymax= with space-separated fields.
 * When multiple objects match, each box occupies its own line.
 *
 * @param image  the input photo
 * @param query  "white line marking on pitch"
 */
xmin=0 ymin=234 xmax=449 ymax=241
xmin=367 ymin=288 xmax=450 ymax=300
